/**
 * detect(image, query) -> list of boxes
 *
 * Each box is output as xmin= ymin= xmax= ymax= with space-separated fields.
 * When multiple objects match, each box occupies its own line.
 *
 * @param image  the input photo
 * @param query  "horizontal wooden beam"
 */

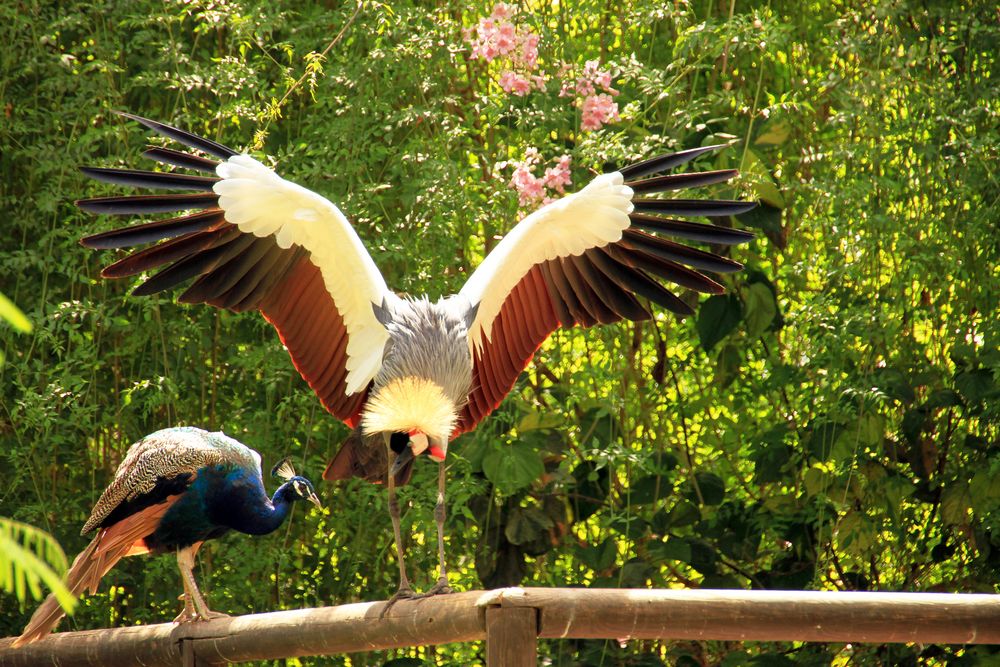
xmin=488 ymin=588 xmax=1000 ymax=644
xmin=2 ymin=588 xmax=998 ymax=665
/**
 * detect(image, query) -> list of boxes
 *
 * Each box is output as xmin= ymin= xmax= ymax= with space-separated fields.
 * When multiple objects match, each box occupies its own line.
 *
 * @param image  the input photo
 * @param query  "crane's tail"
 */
xmin=324 ymin=430 xmax=414 ymax=486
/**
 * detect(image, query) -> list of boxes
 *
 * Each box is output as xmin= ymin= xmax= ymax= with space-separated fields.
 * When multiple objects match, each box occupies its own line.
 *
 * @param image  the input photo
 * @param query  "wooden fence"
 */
xmin=2 ymin=588 xmax=999 ymax=666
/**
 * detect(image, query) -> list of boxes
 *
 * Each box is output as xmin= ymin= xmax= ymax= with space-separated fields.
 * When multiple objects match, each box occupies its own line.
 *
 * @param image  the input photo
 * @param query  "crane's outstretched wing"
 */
xmin=457 ymin=146 xmax=756 ymax=433
xmin=77 ymin=113 xmax=394 ymax=424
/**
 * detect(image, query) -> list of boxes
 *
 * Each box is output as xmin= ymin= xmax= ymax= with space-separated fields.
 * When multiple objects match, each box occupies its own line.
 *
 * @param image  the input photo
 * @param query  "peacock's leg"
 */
xmin=425 ymin=460 xmax=452 ymax=596
xmin=175 ymin=544 xmax=228 ymax=622
xmin=173 ymin=560 xmax=197 ymax=623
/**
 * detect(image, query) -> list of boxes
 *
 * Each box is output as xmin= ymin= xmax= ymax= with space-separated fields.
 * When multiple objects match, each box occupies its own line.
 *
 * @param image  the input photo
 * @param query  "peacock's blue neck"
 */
xmin=148 ymin=465 xmax=300 ymax=553
xmin=214 ymin=473 xmax=297 ymax=536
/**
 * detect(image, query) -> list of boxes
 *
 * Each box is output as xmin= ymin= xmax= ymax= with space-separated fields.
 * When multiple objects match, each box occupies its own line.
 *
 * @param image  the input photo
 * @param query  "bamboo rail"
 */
xmin=2 ymin=588 xmax=999 ymax=666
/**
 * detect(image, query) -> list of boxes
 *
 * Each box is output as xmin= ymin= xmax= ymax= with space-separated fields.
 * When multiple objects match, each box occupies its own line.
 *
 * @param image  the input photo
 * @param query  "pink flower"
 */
xmin=558 ymin=59 xmax=618 ymax=100
xmin=581 ymin=93 xmax=620 ymax=131
xmin=543 ymin=155 xmax=573 ymax=193
xmin=499 ymin=71 xmax=533 ymax=96
xmin=491 ymin=3 xmax=514 ymax=20
xmin=518 ymin=33 xmax=540 ymax=68
xmin=505 ymin=150 xmax=573 ymax=208
xmin=510 ymin=164 xmax=545 ymax=206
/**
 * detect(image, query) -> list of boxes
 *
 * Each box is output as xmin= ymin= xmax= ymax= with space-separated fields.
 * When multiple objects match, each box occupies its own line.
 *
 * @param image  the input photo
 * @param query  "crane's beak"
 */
xmin=389 ymin=445 xmax=415 ymax=477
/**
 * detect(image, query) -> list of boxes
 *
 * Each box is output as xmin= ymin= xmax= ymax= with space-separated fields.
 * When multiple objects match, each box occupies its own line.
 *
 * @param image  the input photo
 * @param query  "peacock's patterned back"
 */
xmin=82 ymin=427 xmax=261 ymax=535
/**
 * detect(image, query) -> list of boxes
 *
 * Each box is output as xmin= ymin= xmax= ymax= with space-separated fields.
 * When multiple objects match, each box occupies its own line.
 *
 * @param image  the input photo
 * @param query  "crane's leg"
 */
xmin=174 ymin=544 xmax=228 ymax=622
xmin=382 ymin=438 xmax=416 ymax=617
xmin=425 ymin=460 xmax=452 ymax=596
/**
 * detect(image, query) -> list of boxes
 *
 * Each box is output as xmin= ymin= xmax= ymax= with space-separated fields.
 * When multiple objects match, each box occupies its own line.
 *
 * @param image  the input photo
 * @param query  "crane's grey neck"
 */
xmin=372 ymin=296 xmax=475 ymax=405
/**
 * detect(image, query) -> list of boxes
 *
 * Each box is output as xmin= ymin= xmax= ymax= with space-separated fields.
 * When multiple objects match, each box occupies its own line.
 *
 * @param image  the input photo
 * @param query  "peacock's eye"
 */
xmin=293 ymin=480 xmax=306 ymax=496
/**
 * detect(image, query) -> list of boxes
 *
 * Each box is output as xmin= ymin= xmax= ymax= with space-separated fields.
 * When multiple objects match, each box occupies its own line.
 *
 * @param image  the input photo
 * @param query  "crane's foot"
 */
xmin=379 ymin=585 xmax=417 ymax=619
xmin=379 ymin=579 xmax=455 ymax=618
xmin=424 ymin=578 xmax=454 ymax=596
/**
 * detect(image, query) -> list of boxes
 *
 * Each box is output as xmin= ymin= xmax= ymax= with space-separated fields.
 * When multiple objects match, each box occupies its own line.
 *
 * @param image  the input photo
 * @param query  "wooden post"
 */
xmin=485 ymin=606 xmax=537 ymax=667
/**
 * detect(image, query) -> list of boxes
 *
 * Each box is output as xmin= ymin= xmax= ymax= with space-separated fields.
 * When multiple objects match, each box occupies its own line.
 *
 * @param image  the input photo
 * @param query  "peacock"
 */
xmin=13 ymin=426 xmax=321 ymax=646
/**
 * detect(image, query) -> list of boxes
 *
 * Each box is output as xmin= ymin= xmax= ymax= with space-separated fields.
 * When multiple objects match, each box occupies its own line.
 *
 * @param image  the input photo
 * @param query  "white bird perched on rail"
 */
xmin=76 ymin=112 xmax=756 ymax=603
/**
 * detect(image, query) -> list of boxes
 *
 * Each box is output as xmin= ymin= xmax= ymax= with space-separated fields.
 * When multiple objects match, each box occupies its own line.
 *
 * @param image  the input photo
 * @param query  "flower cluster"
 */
xmin=560 ymin=60 xmax=620 ymax=131
xmin=466 ymin=4 xmax=544 ymax=97
xmin=502 ymin=148 xmax=572 ymax=208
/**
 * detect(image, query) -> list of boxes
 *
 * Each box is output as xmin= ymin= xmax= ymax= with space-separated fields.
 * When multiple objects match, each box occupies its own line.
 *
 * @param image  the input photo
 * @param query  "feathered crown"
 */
xmin=361 ymin=376 xmax=457 ymax=441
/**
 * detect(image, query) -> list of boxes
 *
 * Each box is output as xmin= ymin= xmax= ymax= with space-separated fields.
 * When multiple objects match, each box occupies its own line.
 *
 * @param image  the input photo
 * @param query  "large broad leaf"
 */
xmin=0 ymin=291 xmax=31 ymax=333
xmin=696 ymin=294 xmax=742 ymax=352
xmin=682 ymin=472 xmax=726 ymax=506
xmin=0 ymin=518 xmax=75 ymax=613
xmin=741 ymin=148 xmax=786 ymax=209
xmin=743 ymin=282 xmax=778 ymax=339
xmin=955 ymin=368 xmax=996 ymax=406
xmin=482 ymin=441 xmax=544 ymax=495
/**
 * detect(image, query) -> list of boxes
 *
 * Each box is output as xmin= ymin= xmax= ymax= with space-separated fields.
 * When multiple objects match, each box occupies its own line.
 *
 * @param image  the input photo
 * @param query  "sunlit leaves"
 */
xmin=0 ymin=518 xmax=74 ymax=613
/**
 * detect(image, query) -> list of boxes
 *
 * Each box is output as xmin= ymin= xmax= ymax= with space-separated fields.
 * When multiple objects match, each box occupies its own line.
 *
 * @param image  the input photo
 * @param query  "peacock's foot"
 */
xmin=174 ymin=595 xmax=230 ymax=623
xmin=173 ymin=606 xmax=197 ymax=623
xmin=174 ymin=608 xmax=230 ymax=623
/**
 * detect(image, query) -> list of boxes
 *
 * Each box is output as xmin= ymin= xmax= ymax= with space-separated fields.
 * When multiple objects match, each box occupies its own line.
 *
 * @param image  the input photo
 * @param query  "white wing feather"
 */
xmin=213 ymin=155 xmax=391 ymax=394
xmin=460 ymin=171 xmax=634 ymax=351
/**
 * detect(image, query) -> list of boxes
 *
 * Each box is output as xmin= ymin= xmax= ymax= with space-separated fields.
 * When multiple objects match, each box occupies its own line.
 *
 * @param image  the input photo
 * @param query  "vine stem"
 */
xmin=261 ymin=1 xmax=364 ymax=133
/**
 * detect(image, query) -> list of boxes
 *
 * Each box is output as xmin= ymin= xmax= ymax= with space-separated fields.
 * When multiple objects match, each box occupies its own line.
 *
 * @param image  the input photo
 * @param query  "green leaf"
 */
xmin=658 ymin=499 xmax=701 ymax=529
xmin=940 ymin=483 xmax=972 ymax=526
xmin=755 ymin=119 xmax=791 ymax=145
xmin=504 ymin=506 xmax=554 ymax=545
xmin=737 ymin=202 xmax=785 ymax=249
xmin=517 ymin=411 xmax=563 ymax=432
xmin=955 ymin=369 xmax=996 ymax=405
xmin=0 ymin=292 xmax=31 ymax=333
xmin=743 ymin=282 xmax=778 ymax=339
xmin=685 ymin=472 xmax=726 ymax=506
xmin=648 ymin=537 xmax=692 ymax=563
xmin=741 ymin=148 xmax=786 ymax=209
xmin=575 ymin=537 xmax=618 ymax=571
xmin=697 ymin=294 xmax=742 ymax=352
xmin=629 ymin=474 xmax=674 ymax=505
xmin=570 ymin=461 xmax=610 ymax=522
xmin=482 ymin=441 xmax=544 ymax=495
xmin=838 ymin=511 xmax=876 ymax=555
xmin=0 ymin=518 xmax=75 ymax=613
xmin=806 ymin=419 xmax=847 ymax=461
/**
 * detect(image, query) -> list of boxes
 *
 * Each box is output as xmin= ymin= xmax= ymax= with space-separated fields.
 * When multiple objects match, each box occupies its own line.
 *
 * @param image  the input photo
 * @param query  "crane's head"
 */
xmin=361 ymin=376 xmax=456 ymax=475
xmin=271 ymin=458 xmax=323 ymax=509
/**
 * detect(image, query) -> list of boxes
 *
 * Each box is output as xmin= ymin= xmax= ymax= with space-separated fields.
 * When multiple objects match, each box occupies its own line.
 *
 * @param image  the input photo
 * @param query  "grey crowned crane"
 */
xmin=14 ymin=427 xmax=320 ymax=645
xmin=75 ymin=113 xmax=755 ymax=602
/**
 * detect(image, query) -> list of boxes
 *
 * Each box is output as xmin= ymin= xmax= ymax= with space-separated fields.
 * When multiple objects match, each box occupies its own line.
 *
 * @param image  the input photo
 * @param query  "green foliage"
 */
xmin=1 ymin=0 xmax=998 ymax=665
xmin=0 ymin=518 xmax=75 ymax=614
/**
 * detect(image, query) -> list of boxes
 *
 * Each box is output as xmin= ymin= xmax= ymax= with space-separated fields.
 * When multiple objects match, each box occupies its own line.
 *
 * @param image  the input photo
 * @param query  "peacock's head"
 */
xmin=271 ymin=458 xmax=322 ymax=509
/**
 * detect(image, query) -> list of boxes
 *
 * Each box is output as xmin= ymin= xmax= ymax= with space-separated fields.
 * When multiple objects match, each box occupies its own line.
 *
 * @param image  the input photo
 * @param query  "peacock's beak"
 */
xmin=307 ymin=490 xmax=322 ymax=510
